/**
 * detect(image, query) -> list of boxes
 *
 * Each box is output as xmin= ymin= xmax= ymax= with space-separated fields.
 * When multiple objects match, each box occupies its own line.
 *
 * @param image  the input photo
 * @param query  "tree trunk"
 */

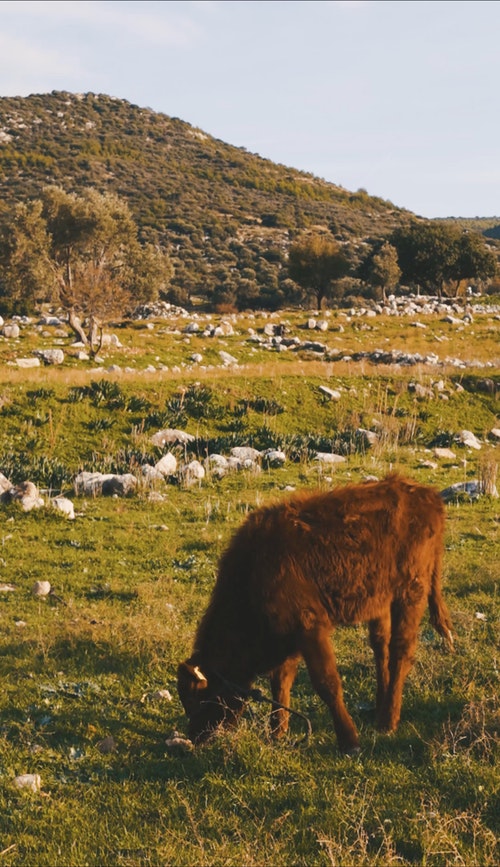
xmin=88 ymin=315 xmax=103 ymax=359
xmin=68 ymin=309 xmax=88 ymax=345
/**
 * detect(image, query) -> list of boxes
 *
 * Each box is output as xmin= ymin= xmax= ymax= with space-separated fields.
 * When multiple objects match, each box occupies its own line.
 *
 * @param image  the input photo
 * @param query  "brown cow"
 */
xmin=177 ymin=475 xmax=453 ymax=752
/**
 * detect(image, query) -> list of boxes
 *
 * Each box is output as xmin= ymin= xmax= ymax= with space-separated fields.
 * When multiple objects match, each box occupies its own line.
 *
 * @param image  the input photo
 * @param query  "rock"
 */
xmin=0 ymin=583 xmax=16 ymax=592
xmin=458 ymin=430 xmax=482 ymax=450
xmin=151 ymin=689 xmax=173 ymax=701
xmin=409 ymin=382 xmax=434 ymax=399
xmin=178 ymin=460 xmax=205 ymax=486
xmin=32 ymin=581 xmax=51 ymax=598
xmin=154 ymin=453 xmax=177 ymax=477
xmin=205 ymin=454 xmax=229 ymax=477
xmin=16 ymin=358 xmax=41 ymax=368
xmin=183 ymin=322 xmax=200 ymax=334
xmin=165 ymin=733 xmax=193 ymax=753
xmin=490 ymin=428 xmax=500 ymax=440
xmin=2 ymin=323 xmax=20 ymax=339
xmin=38 ymin=315 xmax=63 ymax=327
xmin=74 ymin=472 xmax=137 ymax=497
xmin=0 ymin=472 xmax=12 ymax=496
xmin=419 ymin=460 xmax=438 ymax=470
xmin=33 ymin=348 xmax=65 ymax=365
xmin=141 ymin=465 xmax=166 ymax=484
xmin=230 ymin=446 xmax=261 ymax=462
xmin=190 ymin=353 xmax=203 ymax=363
xmin=219 ymin=350 xmax=238 ymax=366
xmin=150 ymin=429 xmax=195 ymax=447
xmin=357 ymin=428 xmax=379 ymax=447
xmin=51 ymin=497 xmax=75 ymax=519
xmin=307 ymin=318 xmax=317 ymax=330
xmin=227 ymin=456 xmax=260 ymax=472
xmin=101 ymin=474 xmax=137 ymax=496
xmin=433 ymin=447 xmax=456 ymax=460
xmin=14 ymin=774 xmax=41 ymax=792
xmin=440 ymin=480 xmax=498 ymax=502
xmin=262 ymin=449 xmax=286 ymax=467
xmin=318 ymin=386 xmax=342 ymax=401
xmin=314 ymin=453 xmax=347 ymax=465
xmin=100 ymin=333 xmax=122 ymax=348
xmin=11 ymin=481 xmax=44 ymax=512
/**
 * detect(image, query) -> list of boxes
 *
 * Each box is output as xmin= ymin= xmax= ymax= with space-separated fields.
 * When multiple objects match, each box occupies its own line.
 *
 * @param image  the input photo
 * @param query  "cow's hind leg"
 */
xmin=300 ymin=626 xmax=360 ymax=753
xmin=269 ymin=655 xmax=300 ymax=738
xmin=377 ymin=598 xmax=426 ymax=733
xmin=368 ymin=612 xmax=391 ymax=724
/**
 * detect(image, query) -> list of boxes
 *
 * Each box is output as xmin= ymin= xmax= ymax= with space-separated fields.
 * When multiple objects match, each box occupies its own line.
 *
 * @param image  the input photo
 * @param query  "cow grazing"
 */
xmin=177 ymin=475 xmax=453 ymax=752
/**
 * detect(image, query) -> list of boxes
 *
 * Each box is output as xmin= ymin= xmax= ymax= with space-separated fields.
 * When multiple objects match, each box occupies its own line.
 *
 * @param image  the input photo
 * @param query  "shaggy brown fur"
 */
xmin=178 ymin=475 xmax=453 ymax=752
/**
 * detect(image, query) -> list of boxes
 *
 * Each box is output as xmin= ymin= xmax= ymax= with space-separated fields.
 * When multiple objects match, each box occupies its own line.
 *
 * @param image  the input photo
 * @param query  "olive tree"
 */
xmin=288 ymin=234 xmax=350 ymax=309
xmin=0 ymin=187 xmax=173 ymax=353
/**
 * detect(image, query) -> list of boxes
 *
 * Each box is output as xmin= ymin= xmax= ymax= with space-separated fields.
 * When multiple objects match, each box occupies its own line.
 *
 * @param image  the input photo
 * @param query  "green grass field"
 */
xmin=0 ymin=308 xmax=498 ymax=866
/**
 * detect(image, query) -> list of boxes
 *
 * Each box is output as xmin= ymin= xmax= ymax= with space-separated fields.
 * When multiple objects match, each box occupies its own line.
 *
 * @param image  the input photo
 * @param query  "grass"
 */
xmin=0 ymin=306 xmax=498 ymax=866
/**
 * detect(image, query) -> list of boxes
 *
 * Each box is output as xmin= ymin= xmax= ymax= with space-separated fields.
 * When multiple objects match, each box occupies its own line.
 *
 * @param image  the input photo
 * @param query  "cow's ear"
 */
xmin=177 ymin=661 xmax=209 ymax=710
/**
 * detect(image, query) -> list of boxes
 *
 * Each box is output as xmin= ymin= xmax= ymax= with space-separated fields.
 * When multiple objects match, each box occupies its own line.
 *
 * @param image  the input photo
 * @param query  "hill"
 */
xmin=0 ymin=90 xmax=421 ymax=308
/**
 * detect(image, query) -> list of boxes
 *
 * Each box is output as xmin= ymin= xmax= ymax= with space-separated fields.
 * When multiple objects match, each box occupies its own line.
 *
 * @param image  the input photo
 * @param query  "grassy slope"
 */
xmin=0 ymin=310 xmax=498 ymax=866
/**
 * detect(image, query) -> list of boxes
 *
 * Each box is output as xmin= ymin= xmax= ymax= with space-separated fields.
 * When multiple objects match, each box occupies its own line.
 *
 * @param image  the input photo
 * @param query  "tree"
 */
xmin=360 ymin=241 xmax=401 ymax=302
xmin=453 ymin=232 xmax=497 ymax=295
xmin=390 ymin=222 xmax=497 ymax=298
xmin=288 ymin=234 xmax=350 ymax=309
xmin=0 ymin=187 xmax=173 ymax=353
xmin=0 ymin=200 xmax=55 ymax=314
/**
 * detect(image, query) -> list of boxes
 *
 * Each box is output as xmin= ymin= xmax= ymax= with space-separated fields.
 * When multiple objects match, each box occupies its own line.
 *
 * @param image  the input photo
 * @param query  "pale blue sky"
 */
xmin=0 ymin=0 xmax=499 ymax=218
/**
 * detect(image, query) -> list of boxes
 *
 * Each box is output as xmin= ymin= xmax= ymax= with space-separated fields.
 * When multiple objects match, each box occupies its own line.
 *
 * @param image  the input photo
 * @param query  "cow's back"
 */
xmin=194 ymin=476 xmax=445 ymax=662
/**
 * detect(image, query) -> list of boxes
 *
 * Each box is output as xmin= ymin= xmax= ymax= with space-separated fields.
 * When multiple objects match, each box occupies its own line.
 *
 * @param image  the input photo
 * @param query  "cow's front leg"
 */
xmin=269 ymin=655 xmax=300 ymax=738
xmin=299 ymin=626 xmax=360 ymax=753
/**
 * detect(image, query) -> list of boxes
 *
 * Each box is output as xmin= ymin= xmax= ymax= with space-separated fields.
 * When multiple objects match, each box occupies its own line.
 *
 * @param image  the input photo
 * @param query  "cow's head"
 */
xmin=177 ymin=660 xmax=245 ymax=744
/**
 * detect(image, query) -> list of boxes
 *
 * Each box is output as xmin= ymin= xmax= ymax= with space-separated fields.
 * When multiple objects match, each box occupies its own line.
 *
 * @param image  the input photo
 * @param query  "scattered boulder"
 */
xmin=457 ymin=430 xmax=482 ymax=450
xmin=101 ymin=474 xmax=137 ymax=496
xmin=51 ymin=497 xmax=75 ymax=519
xmin=178 ymin=460 xmax=205 ymax=486
xmin=205 ymin=454 xmax=229 ymax=477
xmin=10 ymin=482 xmax=44 ymax=512
xmin=314 ymin=453 xmax=347 ymax=465
xmin=141 ymin=465 xmax=166 ymax=485
xmin=0 ymin=472 xmax=12 ymax=497
xmin=74 ymin=472 xmax=137 ymax=497
xmin=262 ymin=449 xmax=286 ymax=467
xmin=33 ymin=348 xmax=65 ymax=365
xmin=154 ymin=453 xmax=177 ymax=477
xmin=230 ymin=447 xmax=261 ymax=462
xmin=150 ymin=429 xmax=195 ymax=447
xmin=16 ymin=357 xmax=41 ymax=369
xmin=440 ymin=480 xmax=499 ymax=502
xmin=14 ymin=774 xmax=42 ymax=792
xmin=2 ymin=323 xmax=20 ymax=339
xmin=357 ymin=428 xmax=379 ymax=447
xmin=318 ymin=385 xmax=341 ymax=401
xmin=434 ymin=447 xmax=456 ymax=460
xmin=32 ymin=580 xmax=51 ymax=598
xmin=219 ymin=350 xmax=238 ymax=366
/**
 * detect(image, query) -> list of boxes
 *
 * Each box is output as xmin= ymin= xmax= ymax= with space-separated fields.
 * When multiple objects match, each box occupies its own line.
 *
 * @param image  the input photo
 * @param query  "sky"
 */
xmin=0 ymin=0 xmax=499 ymax=219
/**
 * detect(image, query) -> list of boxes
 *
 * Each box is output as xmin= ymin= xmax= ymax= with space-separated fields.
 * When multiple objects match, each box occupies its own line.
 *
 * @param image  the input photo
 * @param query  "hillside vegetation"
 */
xmin=0 ymin=91 xmax=418 ymax=305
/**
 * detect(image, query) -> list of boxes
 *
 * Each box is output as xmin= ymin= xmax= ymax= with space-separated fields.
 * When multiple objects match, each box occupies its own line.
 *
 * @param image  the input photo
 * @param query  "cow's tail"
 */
xmin=428 ymin=547 xmax=454 ymax=650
